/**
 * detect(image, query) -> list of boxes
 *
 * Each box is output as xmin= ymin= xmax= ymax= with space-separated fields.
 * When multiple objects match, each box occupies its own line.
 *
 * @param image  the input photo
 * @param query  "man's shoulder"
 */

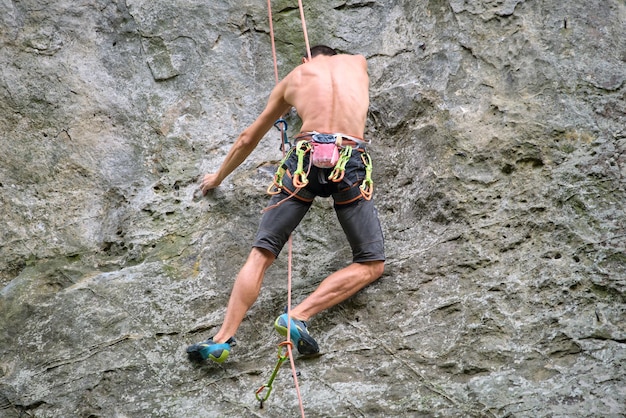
xmin=285 ymin=54 xmax=366 ymax=81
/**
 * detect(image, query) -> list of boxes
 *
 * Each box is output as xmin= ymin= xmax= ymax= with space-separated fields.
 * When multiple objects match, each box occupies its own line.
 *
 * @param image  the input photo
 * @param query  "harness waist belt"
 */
xmin=295 ymin=131 xmax=369 ymax=148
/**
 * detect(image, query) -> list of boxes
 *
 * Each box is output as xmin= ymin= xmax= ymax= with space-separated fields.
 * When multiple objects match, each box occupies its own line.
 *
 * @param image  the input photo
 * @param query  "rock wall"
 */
xmin=1 ymin=0 xmax=624 ymax=416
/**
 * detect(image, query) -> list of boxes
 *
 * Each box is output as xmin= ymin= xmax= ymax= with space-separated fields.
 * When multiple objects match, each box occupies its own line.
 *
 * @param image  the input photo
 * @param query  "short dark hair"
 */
xmin=307 ymin=45 xmax=337 ymax=58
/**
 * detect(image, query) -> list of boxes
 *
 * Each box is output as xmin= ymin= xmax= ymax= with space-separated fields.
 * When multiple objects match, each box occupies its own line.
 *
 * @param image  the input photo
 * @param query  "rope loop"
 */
xmin=278 ymin=340 xmax=295 ymax=352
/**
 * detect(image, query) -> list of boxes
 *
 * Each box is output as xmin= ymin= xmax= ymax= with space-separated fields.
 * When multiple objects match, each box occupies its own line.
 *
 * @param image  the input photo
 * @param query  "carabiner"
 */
xmin=274 ymin=118 xmax=291 ymax=152
xmin=359 ymin=152 xmax=374 ymax=200
xmin=328 ymin=146 xmax=353 ymax=182
xmin=255 ymin=341 xmax=293 ymax=407
xmin=292 ymin=141 xmax=311 ymax=187
xmin=267 ymin=178 xmax=282 ymax=195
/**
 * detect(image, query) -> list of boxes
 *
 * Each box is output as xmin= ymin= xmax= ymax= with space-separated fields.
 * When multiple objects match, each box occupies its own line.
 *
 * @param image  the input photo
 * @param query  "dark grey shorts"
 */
xmin=253 ymin=150 xmax=385 ymax=263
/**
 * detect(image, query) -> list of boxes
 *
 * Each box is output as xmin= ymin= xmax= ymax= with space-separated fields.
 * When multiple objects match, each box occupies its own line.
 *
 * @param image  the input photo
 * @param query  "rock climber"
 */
xmin=187 ymin=45 xmax=385 ymax=363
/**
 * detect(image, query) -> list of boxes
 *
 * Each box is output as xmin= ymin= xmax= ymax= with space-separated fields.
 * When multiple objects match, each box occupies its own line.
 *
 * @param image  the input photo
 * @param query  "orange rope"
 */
xmin=265 ymin=1 xmax=310 ymax=416
xmin=297 ymin=0 xmax=312 ymax=60
xmin=266 ymin=0 xmax=280 ymax=83
xmin=286 ymin=236 xmax=307 ymax=418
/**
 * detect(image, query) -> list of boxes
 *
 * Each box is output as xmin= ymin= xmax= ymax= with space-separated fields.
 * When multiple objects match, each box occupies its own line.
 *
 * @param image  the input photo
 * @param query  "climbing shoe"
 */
xmin=186 ymin=337 xmax=236 ymax=364
xmin=274 ymin=314 xmax=319 ymax=355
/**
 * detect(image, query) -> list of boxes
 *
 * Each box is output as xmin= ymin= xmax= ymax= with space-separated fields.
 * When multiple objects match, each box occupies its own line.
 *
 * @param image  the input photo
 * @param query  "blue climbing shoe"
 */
xmin=186 ymin=337 xmax=236 ymax=363
xmin=274 ymin=314 xmax=319 ymax=355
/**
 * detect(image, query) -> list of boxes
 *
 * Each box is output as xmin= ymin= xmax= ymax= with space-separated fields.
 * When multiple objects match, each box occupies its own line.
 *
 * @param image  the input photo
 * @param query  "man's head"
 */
xmin=302 ymin=45 xmax=337 ymax=62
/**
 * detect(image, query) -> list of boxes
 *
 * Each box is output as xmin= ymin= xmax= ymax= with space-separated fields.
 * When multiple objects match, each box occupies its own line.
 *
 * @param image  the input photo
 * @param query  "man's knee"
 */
xmin=249 ymin=247 xmax=276 ymax=267
xmin=362 ymin=260 xmax=384 ymax=281
xmin=252 ymin=246 xmax=275 ymax=257
xmin=372 ymin=260 xmax=385 ymax=279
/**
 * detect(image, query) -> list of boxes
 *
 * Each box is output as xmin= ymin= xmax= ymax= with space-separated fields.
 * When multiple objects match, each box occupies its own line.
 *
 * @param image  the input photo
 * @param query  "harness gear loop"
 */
xmin=255 ymin=341 xmax=294 ymax=407
xmin=328 ymin=145 xmax=353 ymax=182
xmin=292 ymin=141 xmax=311 ymax=188
xmin=360 ymin=151 xmax=374 ymax=200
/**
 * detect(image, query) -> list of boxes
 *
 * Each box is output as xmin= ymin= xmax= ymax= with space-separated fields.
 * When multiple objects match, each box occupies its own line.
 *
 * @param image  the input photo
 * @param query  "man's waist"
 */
xmin=295 ymin=131 xmax=370 ymax=148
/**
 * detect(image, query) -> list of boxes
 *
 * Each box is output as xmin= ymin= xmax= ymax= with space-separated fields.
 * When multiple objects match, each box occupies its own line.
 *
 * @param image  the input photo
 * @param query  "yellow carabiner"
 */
xmin=267 ymin=147 xmax=296 ymax=195
xmin=360 ymin=152 xmax=374 ymax=200
xmin=292 ymin=141 xmax=311 ymax=187
xmin=328 ymin=146 xmax=353 ymax=182
xmin=255 ymin=341 xmax=293 ymax=408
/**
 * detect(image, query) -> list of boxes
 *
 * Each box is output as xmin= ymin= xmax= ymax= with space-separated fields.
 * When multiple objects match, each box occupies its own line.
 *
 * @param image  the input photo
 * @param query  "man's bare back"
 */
xmin=284 ymin=54 xmax=369 ymax=139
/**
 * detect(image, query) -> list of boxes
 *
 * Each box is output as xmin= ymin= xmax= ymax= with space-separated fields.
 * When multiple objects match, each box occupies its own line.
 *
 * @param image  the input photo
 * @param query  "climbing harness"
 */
xmin=267 ymin=132 xmax=375 ymax=203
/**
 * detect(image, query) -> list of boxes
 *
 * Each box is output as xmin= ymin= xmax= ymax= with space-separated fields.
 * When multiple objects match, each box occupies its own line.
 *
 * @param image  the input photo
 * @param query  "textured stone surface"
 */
xmin=1 ymin=0 xmax=625 ymax=417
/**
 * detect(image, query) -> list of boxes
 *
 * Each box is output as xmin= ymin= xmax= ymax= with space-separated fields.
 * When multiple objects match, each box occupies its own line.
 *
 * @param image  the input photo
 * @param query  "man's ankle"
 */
xmin=212 ymin=334 xmax=229 ymax=344
xmin=287 ymin=310 xmax=309 ymax=322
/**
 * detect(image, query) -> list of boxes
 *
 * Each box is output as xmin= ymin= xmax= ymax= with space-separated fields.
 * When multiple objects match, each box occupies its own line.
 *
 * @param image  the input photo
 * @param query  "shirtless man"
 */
xmin=187 ymin=45 xmax=385 ymax=363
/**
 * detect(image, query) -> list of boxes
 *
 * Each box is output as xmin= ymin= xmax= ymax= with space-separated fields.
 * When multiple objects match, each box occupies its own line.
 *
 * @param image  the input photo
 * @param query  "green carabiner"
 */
xmin=360 ymin=151 xmax=374 ymax=200
xmin=328 ymin=146 xmax=353 ymax=182
xmin=255 ymin=343 xmax=291 ymax=407
xmin=268 ymin=147 xmax=295 ymax=195
xmin=292 ymin=141 xmax=310 ymax=188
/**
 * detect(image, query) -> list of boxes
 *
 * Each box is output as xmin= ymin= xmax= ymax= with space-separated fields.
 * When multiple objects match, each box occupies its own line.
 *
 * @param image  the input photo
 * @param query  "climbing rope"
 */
xmin=297 ymin=0 xmax=312 ymax=60
xmin=256 ymin=1 xmax=311 ymax=416
xmin=266 ymin=0 xmax=280 ymax=84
